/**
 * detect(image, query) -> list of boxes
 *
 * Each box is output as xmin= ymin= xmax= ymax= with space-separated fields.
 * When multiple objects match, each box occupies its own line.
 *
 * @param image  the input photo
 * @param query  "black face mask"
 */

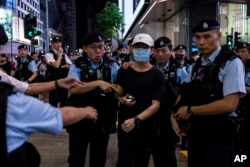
xmin=175 ymin=54 xmax=184 ymax=60
xmin=119 ymin=53 xmax=127 ymax=58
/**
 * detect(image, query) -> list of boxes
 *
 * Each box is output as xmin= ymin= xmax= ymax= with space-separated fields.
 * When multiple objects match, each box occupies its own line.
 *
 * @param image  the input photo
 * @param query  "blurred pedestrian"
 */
xmin=45 ymin=37 xmax=72 ymax=107
xmin=0 ymin=53 xmax=11 ymax=75
xmin=235 ymin=42 xmax=250 ymax=167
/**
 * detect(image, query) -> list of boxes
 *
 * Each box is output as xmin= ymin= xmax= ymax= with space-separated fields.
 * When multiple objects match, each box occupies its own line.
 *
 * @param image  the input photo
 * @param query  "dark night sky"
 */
xmin=75 ymin=0 xmax=108 ymax=48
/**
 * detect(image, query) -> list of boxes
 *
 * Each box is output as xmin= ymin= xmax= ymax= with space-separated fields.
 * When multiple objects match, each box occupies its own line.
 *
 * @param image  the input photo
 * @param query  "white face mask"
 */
xmin=133 ymin=48 xmax=151 ymax=63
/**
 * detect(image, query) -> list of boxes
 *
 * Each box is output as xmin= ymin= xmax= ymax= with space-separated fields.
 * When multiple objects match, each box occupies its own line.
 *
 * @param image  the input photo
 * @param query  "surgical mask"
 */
xmin=133 ymin=48 xmax=151 ymax=63
xmin=175 ymin=53 xmax=184 ymax=60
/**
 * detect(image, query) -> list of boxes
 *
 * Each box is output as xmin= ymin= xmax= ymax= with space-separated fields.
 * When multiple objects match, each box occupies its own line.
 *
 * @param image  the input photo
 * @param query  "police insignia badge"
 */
xmin=98 ymin=35 xmax=102 ymax=41
xmin=203 ymin=22 xmax=208 ymax=29
xmin=160 ymin=40 xmax=164 ymax=46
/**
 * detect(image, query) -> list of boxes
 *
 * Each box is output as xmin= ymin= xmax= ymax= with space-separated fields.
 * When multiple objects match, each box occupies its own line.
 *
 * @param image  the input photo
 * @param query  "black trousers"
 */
xmin=67 ymin=121 xmax=111 ymax=167
xmin=7 ymin=142 xmax=40 ymax=167
xmin=188 ymin=139 xmax=235 ymax=167
xmin=49 ymin=87 xmax=68 ymax=107
xmin=151 ymin=119 xmax=179 ymax=167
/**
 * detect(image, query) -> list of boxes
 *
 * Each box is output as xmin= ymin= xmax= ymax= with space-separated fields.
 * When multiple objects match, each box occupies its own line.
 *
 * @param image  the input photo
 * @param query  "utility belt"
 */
xmin=7 ymin=142 xmax=40 ymax=167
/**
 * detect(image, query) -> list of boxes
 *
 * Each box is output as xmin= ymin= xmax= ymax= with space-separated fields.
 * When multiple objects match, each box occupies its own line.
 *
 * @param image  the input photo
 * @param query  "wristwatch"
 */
xmin=134 ymin=116 xmax=142 ymax=128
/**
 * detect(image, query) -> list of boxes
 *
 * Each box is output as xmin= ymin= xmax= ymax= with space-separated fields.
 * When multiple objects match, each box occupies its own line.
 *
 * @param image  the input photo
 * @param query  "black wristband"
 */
xmin=187 ymin=106 xmax=193 ymax=118
xmin=55 ymin=80 xmax=60 ymax=89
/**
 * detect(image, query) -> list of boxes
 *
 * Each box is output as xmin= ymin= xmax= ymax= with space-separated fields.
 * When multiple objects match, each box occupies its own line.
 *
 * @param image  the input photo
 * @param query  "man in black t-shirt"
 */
xmin=115 ymin=33 xmax=164 ymax=167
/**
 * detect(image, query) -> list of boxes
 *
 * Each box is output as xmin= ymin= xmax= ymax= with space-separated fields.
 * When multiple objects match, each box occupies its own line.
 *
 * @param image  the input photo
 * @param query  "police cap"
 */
xmin=174 ymin=44 xmax=187 ymax=51
xmin=118 ymin=44 xmax=127 ymax=50
xmin=154 ymin=37 xmax=171 ymax=49
xmin=192 ymin=19 xmax=220 ymax=33
xmin=82 ymin=32 xmax=104 ymax=46
xmin=52 ymin=37 xmax=62 ymax=43
xmin=18 ymin=44 xmax=28 ymax=49
xmin=235 ymin=42 xmax=250 ymax=51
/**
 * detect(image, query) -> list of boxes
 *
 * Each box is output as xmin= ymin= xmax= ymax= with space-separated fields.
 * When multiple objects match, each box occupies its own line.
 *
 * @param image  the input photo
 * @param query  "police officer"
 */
xmin=173 ymin=44 xmax=193 ymax=85
xmin=66 ymin=32 xmax=119 ymax=167
xmin=235 ymin=42 xmax=250 ymax=167
xmin=14 ymin=44 xmax=38 ymax=84
xmin=116 ymin=43 xmax=130 ymax=65
xmin=171 ymin=19 xmax=246 ymax=167
xmin=45 ymin=37 xmax=72 ymax=107
xmin=0 ymin=81 xmax=97 ymax=167
xmin=150 ymin=36 xmax=179 ymax=167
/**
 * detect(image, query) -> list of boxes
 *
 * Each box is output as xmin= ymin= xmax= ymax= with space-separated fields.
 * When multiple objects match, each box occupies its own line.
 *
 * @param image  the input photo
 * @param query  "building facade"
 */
xmin=119 ymin=0 xmax=250 ymax=55
xmin=0 ymin=0 xmax=76 ymax=56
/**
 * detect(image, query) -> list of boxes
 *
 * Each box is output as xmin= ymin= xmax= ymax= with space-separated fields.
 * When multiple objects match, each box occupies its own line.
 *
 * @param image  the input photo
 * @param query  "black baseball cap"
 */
xmin=82 ymin=32 xmax=104 ymax=46
xmin=192 ymin=19 xmax=220 ymax=33
xmin=118 ymin=44 xmax=127 ymax=50
xmin=154 ymin=37 xmax=171 ymax=49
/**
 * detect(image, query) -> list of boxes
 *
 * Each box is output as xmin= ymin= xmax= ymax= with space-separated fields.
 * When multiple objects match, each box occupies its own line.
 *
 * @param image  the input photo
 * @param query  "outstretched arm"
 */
xmin=25 ymin=78 xmax=82 ymax=94
xmin=69 ymin=80 xmax=116 ymax=95
xmin=59 ymin=106 xmax=98 ymax=126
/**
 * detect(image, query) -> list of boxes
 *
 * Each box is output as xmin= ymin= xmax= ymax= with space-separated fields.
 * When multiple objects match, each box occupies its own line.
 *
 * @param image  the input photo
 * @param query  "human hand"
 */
xmin=83 ymin=106 xmax=98 ymax=122
xmin=170 ymin=113 xmax=181 ymax=137
xmin=58 ymin=78 xmax=84 ymax=89
xmin=121 ymin=61 xmax=133 ymax=69
xmin=98 ymin=80 xmax=116 ymax=93
xmin=173 ymin=106 xmax=189 ymax=120
xmin=118 ymin=94 xmax=136 ymax=106
xmin=58 ymin=47 xmax=64 ymax=55
xmin=121 ymin=118 xmax=135 ymax=133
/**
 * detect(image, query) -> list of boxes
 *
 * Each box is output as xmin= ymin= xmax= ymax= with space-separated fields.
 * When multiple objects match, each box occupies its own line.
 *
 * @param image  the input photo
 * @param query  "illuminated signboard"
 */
xmin=0 ymin=8 xmax=12 ymax=40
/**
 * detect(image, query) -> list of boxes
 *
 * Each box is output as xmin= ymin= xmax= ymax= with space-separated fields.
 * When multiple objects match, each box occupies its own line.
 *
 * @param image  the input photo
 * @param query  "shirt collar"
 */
xmin=201 ymin=46 xmax=221 ymax=65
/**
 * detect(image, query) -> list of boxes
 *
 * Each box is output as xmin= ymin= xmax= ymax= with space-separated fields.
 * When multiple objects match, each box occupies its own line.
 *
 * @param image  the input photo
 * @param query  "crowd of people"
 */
xmin=0 ymin=17 xmax=250 ymax=167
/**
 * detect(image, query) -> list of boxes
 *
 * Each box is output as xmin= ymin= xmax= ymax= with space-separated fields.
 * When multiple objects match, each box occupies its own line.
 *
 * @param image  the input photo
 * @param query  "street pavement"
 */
xmin=28 ymin=129 xmax=188 ymax=167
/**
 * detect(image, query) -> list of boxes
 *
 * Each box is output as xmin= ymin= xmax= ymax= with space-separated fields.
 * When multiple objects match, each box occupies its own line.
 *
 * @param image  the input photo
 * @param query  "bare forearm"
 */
xmin=70 ymin=80 xmax=100 ymax=95
xmin=25 ymin=80 xmax=57 ymax=94
xmin=137 ymin=100 xmax=160 ymax=120
xmin=60 ymin=106 xmax=97 ymax=126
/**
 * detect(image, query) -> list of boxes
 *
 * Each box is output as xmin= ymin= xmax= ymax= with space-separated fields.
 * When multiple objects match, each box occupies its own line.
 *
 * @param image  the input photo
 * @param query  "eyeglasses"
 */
xmin=88 ymin=45 xmax=105 ymax=51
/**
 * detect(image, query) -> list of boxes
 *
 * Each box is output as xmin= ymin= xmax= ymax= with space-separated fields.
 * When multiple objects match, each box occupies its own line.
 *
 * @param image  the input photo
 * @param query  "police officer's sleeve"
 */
xmin=220 ymin=58 xmax=246 ymax=97
xmin=7 ymin=93 xmax=63 ymax=135
xmin=67 ymin=64 xmax=81 ymax=81
xmin=28 ymin=60 xmax=38 ymax=72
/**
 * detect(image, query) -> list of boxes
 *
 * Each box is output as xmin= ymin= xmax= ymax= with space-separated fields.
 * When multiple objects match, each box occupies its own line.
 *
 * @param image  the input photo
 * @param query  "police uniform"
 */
xmin=66 ymin=32 xmax=119 ymax=167
xmin=181 ymin=19 xmax=246 ymax=167
xmin=2 ymin=85 xmax=63 ymax=166
xmin=173 ymin=44 xmax=193 ymax=84
xmin=150 ymin=37 xmax=179 ymax=167
xmin=14 ymin=44 xmax=38 ymax=83
xmin=45 ymin=37 xmax=72 ymax=107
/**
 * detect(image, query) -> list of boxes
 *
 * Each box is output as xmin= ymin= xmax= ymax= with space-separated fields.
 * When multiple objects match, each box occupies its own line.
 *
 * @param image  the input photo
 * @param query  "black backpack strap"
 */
xmin=0 ymin=82 xmax=13 ymax=166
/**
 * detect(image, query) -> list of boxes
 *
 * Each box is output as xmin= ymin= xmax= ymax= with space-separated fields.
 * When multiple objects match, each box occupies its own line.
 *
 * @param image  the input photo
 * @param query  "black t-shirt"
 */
xmin=116 ymin=66 xmax=164 ymax=124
